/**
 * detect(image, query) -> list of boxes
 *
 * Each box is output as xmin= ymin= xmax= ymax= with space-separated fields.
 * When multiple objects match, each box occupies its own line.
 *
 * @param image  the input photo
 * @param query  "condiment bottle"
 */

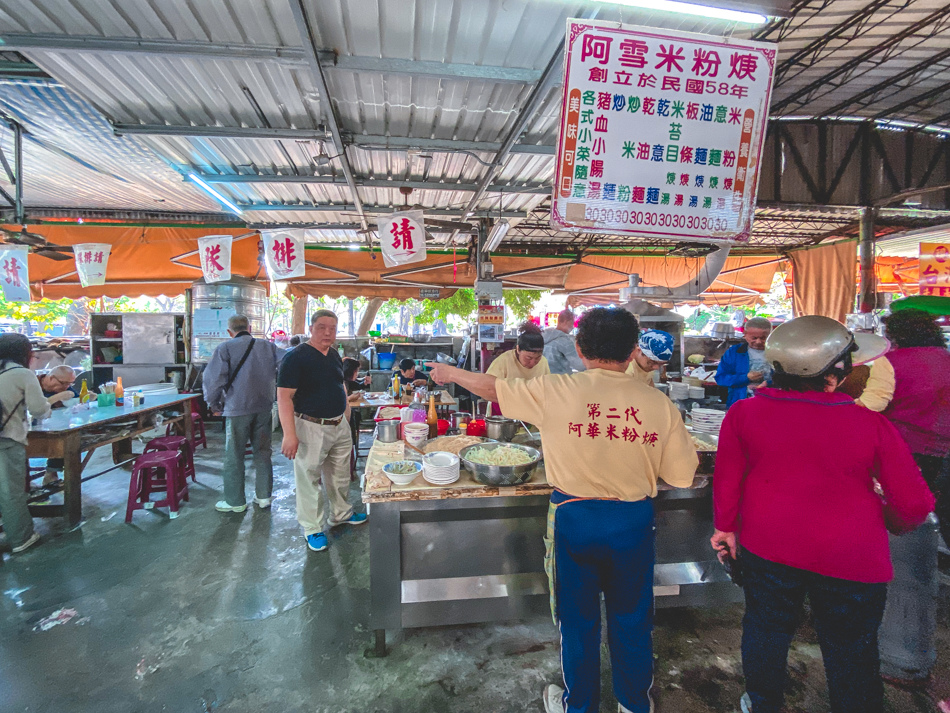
xmin=79 ymin=379 xmax=89 ymax=404
xmin=115 ymin=377 xmax=124 ymax=407
xmin=459 ymin=422 xmax=468 ymax=435
xmin=427 ymin=394 xmax=438 ymax=438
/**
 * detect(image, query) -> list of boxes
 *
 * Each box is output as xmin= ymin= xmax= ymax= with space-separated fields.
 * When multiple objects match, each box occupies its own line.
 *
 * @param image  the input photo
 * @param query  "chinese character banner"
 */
xmin=0 ymin=245 xmax=30 ymax=302
xmin=552 ymin=20 xmax=777 ymax=243
xmin=919 ymin=242 xmax=950 ymax=296
xmin=73 ymin=243 xmax=111 ymax=287
xmin=263 ymin=231 xmax=305 ymax=280
xmin=378 ymin=210 xmax=427 ymax=268
xmin=197 ymin=234 xmax=233 ymax=283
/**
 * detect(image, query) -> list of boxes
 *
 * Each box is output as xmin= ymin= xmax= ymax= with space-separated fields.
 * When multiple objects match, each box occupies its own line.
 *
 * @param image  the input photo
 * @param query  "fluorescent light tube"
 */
xmin=596 ymin=0 xmax=768 ymax=24
xmin=484 ymin=220 xmax=510 ymax=252
xmin=189 ymin=173 xmax=243 ymax=214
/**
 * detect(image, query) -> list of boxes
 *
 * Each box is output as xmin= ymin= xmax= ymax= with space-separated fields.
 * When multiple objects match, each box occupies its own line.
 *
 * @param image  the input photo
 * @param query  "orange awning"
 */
xmin=6 ymin=224 xmax=778 ymax=304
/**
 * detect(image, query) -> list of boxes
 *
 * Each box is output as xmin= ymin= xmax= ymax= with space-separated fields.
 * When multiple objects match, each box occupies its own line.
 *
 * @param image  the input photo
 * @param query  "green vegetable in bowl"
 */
xmin=385 ymin=460 xmax=420 ymax=475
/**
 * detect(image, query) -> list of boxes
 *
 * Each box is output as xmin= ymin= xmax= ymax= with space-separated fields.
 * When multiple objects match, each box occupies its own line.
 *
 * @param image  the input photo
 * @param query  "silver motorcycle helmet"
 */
xmin=765 ymin=315 xmax=889 ymax=377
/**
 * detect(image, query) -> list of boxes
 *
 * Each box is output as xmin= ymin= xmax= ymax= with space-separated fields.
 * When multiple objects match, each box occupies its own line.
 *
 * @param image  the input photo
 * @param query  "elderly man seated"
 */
xmin=39 ymin=365 xmax=77 ymax=401
xmin=37 ymin=366 xmax=77 ymax=485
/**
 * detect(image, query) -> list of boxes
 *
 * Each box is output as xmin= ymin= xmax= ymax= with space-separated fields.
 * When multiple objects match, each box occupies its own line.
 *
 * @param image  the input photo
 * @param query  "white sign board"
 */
xmin=378 ymin=210 xmax=427 ymax=268
xmin=74 ymin=243 xmax=111 ymax=287
xmin=0 ymin=245 xmax=30 ymax=302
xmin=552 ymin=20 xmax=776 ymax=242
xmin=198 ymin=234 xmax=232 ymax=283
xmin=262 ymin=231 xmax=305 ymax=280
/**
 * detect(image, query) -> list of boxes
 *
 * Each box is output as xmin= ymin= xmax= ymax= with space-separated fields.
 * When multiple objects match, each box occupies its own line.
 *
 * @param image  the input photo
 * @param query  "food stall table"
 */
xmin=356 ymin=390 xmax=457 ymax=418
xmin=27 ymin=393 xmax=197 ymax=526
xmin=362 ymin=434 xmax=737 ymax=656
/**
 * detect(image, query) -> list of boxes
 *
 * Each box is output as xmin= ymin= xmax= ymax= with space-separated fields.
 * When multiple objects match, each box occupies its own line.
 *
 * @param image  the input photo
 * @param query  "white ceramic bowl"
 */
xmin=382 ymin=460 xmax=423 ymax=486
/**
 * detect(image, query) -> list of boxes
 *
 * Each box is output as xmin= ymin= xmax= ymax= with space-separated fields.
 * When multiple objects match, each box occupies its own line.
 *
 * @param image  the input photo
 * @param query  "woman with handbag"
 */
xmin=0 ymin=333 xmax=54 ymax=553
xmin=710 ymin=316 xmax=934 ymax=713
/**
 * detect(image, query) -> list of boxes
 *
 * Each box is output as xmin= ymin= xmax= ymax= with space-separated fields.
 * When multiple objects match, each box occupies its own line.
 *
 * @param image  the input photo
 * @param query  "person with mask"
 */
xmin=715 ymin=317 xmax=772 ymax=407
xmin=626 ymin=329 xmax=675 ymax=385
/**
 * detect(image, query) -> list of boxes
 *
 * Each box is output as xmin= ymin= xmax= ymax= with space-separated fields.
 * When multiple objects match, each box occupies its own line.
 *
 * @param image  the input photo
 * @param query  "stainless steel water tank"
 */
xmin=190 ymin=277 xmax=267 ymax=363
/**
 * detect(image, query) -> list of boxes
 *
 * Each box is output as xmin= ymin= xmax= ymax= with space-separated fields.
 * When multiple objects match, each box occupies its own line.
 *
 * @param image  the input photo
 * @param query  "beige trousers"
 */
xmin=293 ymin=416 xmax=353 ymax=535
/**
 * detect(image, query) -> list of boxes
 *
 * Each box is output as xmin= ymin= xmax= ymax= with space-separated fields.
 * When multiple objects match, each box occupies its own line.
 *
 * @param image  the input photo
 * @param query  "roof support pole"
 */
xmin=288 ymin=0 xmax=368 ymax=236
xmin=858 ymin=207 xmax=877 ymax=314
xmin=13 ymin=122 xmax=23 ymax=225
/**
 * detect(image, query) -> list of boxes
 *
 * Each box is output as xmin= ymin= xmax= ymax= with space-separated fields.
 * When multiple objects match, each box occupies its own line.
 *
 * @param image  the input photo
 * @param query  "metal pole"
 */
xmin=858 ymin=207 xmax=877 ymax=313
xmin=13 ymin=122 xmax=23 ymax=225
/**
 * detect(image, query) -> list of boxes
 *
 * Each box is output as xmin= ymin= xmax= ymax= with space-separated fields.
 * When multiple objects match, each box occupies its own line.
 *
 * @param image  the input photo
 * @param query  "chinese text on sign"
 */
xmin=919 ymin=243 xmax=950 ymax=296
xmin=552 ymin=20 xmax=776 ymax=243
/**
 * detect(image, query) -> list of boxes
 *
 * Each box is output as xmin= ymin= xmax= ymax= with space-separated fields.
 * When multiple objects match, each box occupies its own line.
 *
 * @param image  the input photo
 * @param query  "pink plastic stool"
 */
xmin=145 ymin=435 xmax=196 ymax=482
xmin=125 ymin=450 xmax=188 ymax=522
xmin=166 ymin=410 xmax=207 ymax=450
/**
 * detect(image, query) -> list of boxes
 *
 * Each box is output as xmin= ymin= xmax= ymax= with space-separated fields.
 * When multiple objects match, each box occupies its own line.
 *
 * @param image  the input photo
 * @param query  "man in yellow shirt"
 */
xmin=625 ymin=328 xmax=675 ymax=385
xmin=427 ymin=308 xmax=697 ymax=713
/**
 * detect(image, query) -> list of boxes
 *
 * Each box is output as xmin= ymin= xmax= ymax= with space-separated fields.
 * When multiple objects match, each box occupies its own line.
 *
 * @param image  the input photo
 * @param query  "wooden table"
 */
xmin=27 ymin=393 xmax=197 ymax=526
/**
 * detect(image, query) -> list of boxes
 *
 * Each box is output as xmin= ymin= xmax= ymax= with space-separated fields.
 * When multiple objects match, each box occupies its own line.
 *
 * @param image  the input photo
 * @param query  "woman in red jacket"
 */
xmin=711 ymin=316 xmax=934 ymax=713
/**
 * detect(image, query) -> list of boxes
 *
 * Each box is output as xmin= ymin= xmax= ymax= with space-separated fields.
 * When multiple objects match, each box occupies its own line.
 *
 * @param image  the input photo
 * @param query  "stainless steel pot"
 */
xmin=459 ymin=442 xmax=541 ymax=486
xmin=485 ymin=416 xmax=518 ymax=442
xmin=376 ymin=420 xmax=400 ymax=443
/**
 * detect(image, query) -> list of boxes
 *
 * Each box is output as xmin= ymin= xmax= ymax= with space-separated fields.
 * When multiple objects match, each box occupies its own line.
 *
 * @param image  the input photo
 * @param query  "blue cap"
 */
xmin=638 ymin=329 xmax=675 ymax=362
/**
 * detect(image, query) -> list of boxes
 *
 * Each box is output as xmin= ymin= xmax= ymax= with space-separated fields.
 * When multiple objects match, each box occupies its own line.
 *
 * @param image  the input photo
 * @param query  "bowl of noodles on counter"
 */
xmin=458 ymin=441 xmax=541 ymax=486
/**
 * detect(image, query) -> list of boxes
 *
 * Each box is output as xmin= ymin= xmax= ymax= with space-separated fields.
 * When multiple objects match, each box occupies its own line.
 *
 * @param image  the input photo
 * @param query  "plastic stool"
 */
xmin=166 ymin=411 xmax=207 ymax=450
xmin=145 ymin=435 xmax=196 ymax=482
xmin=125 ymin=450 xmax=188 ymax=522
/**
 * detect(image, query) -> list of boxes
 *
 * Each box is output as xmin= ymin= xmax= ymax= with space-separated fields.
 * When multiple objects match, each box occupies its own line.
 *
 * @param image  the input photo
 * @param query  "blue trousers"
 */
xmin=741 ymin=549 xmax=887 ymax=713
xmin=548 ymin=490 xmax=655 ymax=713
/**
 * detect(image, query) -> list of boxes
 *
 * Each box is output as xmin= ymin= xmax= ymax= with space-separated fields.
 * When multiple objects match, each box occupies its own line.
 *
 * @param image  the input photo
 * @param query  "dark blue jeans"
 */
xmin=741 ymin=549 xmax=887 ymax=713
xmin=550 ymin=490 xmax=655 ymax=713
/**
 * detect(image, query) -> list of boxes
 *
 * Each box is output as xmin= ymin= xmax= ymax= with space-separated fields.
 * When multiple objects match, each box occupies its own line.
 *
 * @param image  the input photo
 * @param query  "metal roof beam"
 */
xmin=773 ymin=5 xmax=950 ymax=112
xmin=0 ymin=33 xmax=311 ymax=65
xmin=238 ymin=203 xmax=526 ymax=218
xmin=289 ymin=0 xmax=368 ymax=235
xmin=774 ymin=0 xmax=896 ymax=84
xmin=321 ymin=52 xmax=540 ymax=84
xmin=822 ymin=48 xmax=950 ymax=116
xmin=349 ymin=134 xmax=556 ymax=155
xmin=188 ymin=173 xmax=550 ymax=194
xmin=113 ymin=123 xmax=327 ymax=140
xmin=873 ymin=80 xmax=950 ymax=121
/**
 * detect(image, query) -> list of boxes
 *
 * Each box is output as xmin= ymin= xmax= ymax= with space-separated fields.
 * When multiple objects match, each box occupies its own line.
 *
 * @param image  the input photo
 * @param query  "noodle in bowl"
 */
xmin=459 ymin=442 xmax=541 ymax=486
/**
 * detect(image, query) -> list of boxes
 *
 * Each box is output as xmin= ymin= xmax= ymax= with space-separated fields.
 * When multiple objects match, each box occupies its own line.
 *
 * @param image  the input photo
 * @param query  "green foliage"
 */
xmin=414 ymin=289 xmax=477 ymax=325
xmin=504 ymin=290 xmax=543 ymax=323
xmin=0 ymin=297 xmax=72 ymax=335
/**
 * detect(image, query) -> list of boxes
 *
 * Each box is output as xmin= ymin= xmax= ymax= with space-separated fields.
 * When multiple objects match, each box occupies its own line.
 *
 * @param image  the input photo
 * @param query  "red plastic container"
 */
xmin=437 ymin=419 xmax=450 ymax=435
xmin=467 ymin=419 xmax=487 ymax=436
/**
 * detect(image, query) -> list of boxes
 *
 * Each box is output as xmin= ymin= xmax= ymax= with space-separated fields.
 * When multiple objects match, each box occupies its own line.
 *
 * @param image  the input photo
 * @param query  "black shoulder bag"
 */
xmin=223 ymin=338 xmax=256 ymax=393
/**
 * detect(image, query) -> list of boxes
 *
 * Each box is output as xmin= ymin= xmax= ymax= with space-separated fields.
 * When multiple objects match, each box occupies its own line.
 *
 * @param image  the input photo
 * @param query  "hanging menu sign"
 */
xmin=551 ymin=20 xmax=777 ymax=243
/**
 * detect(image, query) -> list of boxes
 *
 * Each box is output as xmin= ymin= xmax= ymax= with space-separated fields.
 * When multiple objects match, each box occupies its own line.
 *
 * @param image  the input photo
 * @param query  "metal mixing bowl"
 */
xmin=458 ymin=442 xmax=541 ymax=486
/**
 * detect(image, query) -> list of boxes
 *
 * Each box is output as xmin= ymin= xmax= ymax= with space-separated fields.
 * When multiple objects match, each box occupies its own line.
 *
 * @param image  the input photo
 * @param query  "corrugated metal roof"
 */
xmin=0 ymin=0 xmax=947 ymax=251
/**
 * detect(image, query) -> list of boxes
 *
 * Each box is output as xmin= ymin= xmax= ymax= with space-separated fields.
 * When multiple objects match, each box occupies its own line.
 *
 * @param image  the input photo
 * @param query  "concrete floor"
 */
xmin=1 ymin=426 xmax=948 ymax=713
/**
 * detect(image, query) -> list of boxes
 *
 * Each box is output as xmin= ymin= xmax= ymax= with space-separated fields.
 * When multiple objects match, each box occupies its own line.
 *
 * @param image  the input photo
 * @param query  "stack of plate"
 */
xmin=669 ymin=382 xmax=690 ymax=400
xmin=691 ymin=406 xmax=726 ymax=434
xmin=688 ymin=385 xmax=706 ymax=399
xmin=423 ymin=451 xmax=460 ymax=485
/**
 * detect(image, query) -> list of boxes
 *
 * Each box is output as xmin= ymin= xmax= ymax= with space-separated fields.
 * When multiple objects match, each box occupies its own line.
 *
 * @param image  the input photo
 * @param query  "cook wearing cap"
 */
xmin=626 ymin=329 xmax=675 ymax=385
xmin=426 ymin=308 xmax=696 ymax=713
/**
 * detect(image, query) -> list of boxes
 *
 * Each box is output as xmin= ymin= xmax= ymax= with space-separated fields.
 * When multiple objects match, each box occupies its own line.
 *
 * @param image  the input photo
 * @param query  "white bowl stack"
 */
xmin=403 ymin=422 xmax=429 ymax=449
xmin=688 ymin=385 xmax=706 ymax=400
xmin=422 ymin=451 xmax=460 ymax=485
xmin=690 ymin=406 xmax=727 ymax=435
xmin=669 ymin=382 xmax=690 ymax=400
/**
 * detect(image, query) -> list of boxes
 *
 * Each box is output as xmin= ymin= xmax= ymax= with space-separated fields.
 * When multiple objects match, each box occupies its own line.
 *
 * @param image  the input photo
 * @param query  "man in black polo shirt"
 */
xmin=277 ymin=309 xmax=367 ymax=552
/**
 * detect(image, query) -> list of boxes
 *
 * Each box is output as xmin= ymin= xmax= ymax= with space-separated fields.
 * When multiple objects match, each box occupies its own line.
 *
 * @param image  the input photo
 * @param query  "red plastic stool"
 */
xmin=166 ymin=411 xmax=207 ymax=450
xmin=145 ymin=435 xmax=196 ymax=482
xmin=125 ymin=451 xmax=188 ymax=522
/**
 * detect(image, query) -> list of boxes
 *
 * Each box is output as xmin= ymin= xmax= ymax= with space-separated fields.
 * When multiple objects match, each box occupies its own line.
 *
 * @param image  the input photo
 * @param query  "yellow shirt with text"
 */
xmin=496 ymin=369 xmax=697 ymax=501
xmin=625 ymin=360 xmax=656 ymax=385
xmin=486 ymin=349 xmax=551 ymax=381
